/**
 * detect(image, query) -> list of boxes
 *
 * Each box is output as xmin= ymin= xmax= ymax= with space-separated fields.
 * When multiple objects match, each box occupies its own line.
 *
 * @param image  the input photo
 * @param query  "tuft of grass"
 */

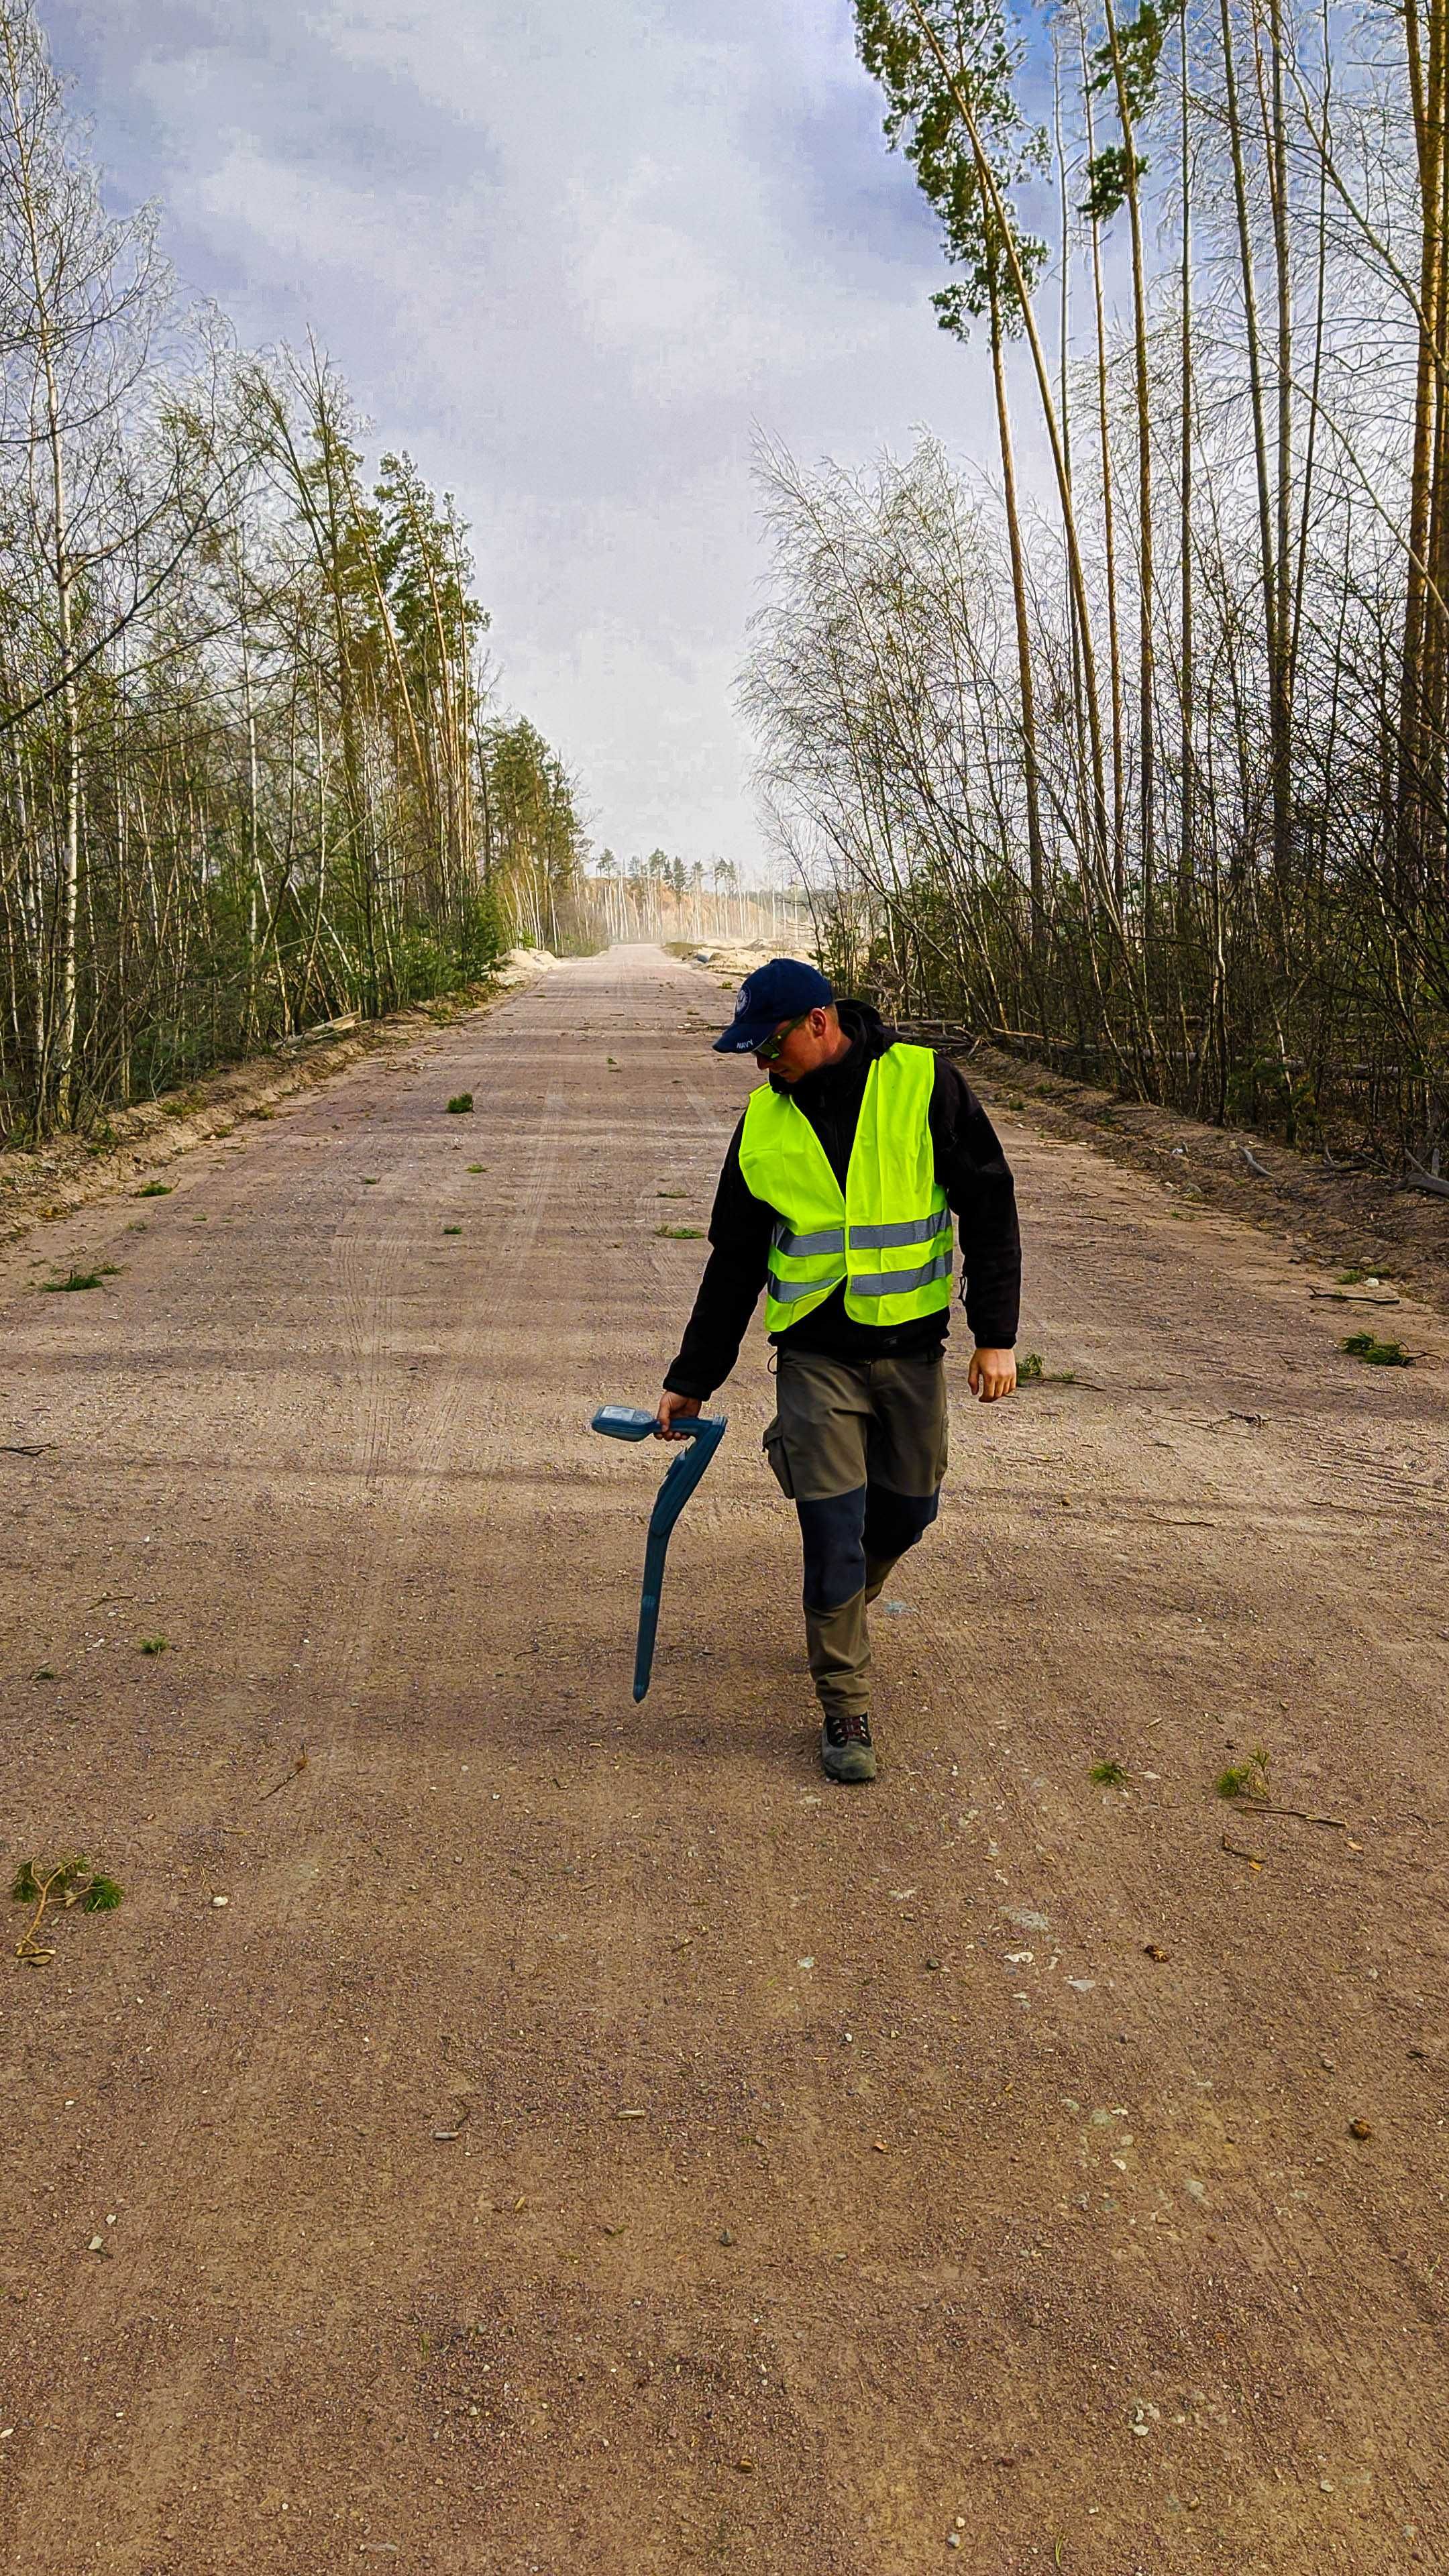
xmin=443 ymin=1225 xmax=462 ymax=1236
xmin=655 ymin=1225 xmax=704 ymax=1239
xmin=42 ymin=1265 xmax=119 ymax=1293
xmin=446 ymin=1093 xmax=474 ymax=1114
xmin=467 ymin=1163 xmax=484 ymax=1173
xmin=1016 ymin=1350 xmax=1075 ymax=1386
xmin=1216 ymin=1746 xmax=1271 ymax=1802
xmin=1090 ymin=1758 xmax=1128 ymax=1786
xmin=139 ymin=1635 xmax=170 ymax=1656
xmin=135 ymin=1181 xmax=172 ymax=1197
xmin=1341 ymin=1330 xmax=1411 ymax=1366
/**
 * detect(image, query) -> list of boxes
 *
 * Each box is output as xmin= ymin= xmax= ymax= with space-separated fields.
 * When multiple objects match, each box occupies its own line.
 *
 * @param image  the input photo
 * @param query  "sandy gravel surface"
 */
xmin=2 ymin=943 xmax=1447 ymax=2575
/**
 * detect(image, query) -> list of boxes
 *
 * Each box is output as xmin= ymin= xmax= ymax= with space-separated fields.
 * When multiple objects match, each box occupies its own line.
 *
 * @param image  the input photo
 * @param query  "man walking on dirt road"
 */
xmin=657 ymin=960 xmax=1020 ymax=1783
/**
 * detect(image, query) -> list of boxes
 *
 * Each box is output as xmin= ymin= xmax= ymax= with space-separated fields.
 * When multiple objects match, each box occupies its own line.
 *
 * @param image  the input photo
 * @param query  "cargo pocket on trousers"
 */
xmin=762 ymin=1416 xmax=796 ymax=1498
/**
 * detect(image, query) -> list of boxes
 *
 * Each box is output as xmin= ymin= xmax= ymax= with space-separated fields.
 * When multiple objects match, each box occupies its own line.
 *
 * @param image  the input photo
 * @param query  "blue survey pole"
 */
xmin=591 ymin=1404 xmax=728 ymax=1701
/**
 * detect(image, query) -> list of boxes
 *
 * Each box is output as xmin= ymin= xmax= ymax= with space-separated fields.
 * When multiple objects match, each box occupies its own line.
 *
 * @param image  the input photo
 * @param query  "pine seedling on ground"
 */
xmin=13 ymin=1855 xmax=124 ymax=1962
xmin=1341 ymin=1331 xmax=1411 ymax=1366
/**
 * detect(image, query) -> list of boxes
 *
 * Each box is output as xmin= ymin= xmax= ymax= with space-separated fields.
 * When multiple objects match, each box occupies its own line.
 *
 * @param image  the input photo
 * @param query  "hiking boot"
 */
xmin=820 ymin=1709 xmax=876 ymax=1784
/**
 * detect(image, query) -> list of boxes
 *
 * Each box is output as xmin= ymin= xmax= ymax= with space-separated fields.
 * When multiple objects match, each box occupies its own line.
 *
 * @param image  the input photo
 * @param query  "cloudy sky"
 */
xmin=46 ymin=0 xmax=1004 ymax=875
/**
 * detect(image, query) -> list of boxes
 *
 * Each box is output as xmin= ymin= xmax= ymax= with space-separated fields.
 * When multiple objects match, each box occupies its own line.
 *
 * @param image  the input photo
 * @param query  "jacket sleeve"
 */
xmin=930 ymin=1061 xmax=1021 ymax=1348
xmin=662 ymin=1116 xmax=775 ymax=1399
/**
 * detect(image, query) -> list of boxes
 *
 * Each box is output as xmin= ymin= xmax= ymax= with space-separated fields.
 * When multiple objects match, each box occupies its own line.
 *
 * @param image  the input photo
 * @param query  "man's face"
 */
xmin=756 ymin=1006 xmax=833 ymax=1082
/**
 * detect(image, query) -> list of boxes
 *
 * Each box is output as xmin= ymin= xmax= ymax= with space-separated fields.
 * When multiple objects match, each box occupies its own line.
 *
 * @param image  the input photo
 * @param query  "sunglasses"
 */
xmin=755 ymin=1010 xmax=812 ymax=1064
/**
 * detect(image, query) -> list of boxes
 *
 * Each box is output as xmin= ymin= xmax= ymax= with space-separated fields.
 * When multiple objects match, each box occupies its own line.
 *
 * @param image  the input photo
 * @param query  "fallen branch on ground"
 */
xmin=12 ymin=1856 xmax=123 ymax=1962
xmin=260 ymin=1752 xmax=308 ymax=1799
xmin=1229 ymin=1799 xmax=1346 ymax=1829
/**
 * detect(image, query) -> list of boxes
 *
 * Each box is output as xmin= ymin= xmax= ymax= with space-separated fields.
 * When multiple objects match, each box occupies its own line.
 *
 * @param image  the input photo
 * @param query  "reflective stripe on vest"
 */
xmin=851 ymin=1250 xmax=953 ymax=1300
xmin=738 ymin=1044 xmax=953 ymax=1332
xmin=850 ymin=1211 xmax=947 ymax=1249
xmin=773 ymin=1220 xmax=847 ymax=1258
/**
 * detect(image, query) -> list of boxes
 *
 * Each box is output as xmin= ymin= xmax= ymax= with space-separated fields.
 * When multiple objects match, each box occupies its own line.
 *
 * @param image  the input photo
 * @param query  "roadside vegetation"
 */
xmin=0 ymin=2 xmax=597 ymax=1145
xmin=745 ymin=0 xmax=1449 ymax=1182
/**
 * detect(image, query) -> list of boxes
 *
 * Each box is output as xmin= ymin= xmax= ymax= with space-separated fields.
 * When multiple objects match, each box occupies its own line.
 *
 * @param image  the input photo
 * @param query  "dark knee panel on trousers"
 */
xmin=796 ymin=1488 xmax=867 ymax=1612
xmin=863 ymin=1482 xmax=940 ymax=1564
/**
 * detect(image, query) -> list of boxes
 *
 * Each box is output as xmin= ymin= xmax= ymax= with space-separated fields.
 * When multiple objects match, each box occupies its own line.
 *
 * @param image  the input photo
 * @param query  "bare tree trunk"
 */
xmin=1265 ymin=0 xmax=1295 ymax=905
xmin=4 ymin=13 xmax=80 ymax=1122
xmin=1421 ymin=3 xmax=1449 ymax=892
xmin=1055 ymin=34 xmax=1087 ymax=796
xmin=51 ymin=475 xmax=78 ymax=1122
xmin=900 ymin=0 xmax=1114 ymax=893
xmin=1399 ymin=0 xmax=1444 ymax=887
xmin=1101 ymin=0 xmax=1157 ymax=936
xmin=1177 ymin=4 xmax=1195 ymax=926
xmin=1083 ymin=50 xmax=1126 ymax=907
xmin=1219 ymin=0 xmax=1279 ymax=840
xmin=986 ymin=258 xmax=1046 ymax=953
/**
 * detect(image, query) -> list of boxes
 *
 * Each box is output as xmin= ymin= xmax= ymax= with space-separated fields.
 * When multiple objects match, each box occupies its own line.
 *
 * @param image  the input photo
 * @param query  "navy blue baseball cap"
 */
xmin=712 ymin=957 xmax=835 ymax=1053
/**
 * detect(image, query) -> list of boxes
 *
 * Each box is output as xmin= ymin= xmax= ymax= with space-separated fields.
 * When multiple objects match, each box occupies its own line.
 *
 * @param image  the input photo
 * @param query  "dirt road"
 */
xmin=3 ymin=944 xmax=1447 ymax=2575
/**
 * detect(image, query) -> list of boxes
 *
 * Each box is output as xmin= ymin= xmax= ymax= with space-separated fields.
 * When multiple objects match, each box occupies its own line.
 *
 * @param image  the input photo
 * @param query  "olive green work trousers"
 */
xmin=762 ymin=1348 xmax=949 ymax=1721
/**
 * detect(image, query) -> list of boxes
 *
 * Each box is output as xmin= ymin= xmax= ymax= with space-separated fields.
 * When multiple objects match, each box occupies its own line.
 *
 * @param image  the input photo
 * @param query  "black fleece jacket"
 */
xmin=664 ymin=1002 xmax=1021 ymax=1401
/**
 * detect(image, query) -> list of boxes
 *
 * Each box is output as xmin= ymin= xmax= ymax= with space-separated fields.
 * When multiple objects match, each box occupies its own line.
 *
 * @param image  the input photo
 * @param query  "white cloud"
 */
xmin=45 ymin=0 xmax=996 ymax=870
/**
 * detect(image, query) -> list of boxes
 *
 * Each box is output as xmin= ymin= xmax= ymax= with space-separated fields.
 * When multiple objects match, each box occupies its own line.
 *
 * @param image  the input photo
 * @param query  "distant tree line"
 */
xmin=588 ymin=851 xmax=810 ymax=947
xmin=0 ymin=1 xmax=592 ymax=1141
xmin=745 ymin=0 xmax=1449 ymax=1173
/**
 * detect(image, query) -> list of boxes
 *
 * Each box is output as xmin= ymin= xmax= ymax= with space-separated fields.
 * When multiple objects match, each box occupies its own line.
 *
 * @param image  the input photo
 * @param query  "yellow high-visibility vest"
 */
xmin=738 ymin=1043 xmax=953 ymax=1332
